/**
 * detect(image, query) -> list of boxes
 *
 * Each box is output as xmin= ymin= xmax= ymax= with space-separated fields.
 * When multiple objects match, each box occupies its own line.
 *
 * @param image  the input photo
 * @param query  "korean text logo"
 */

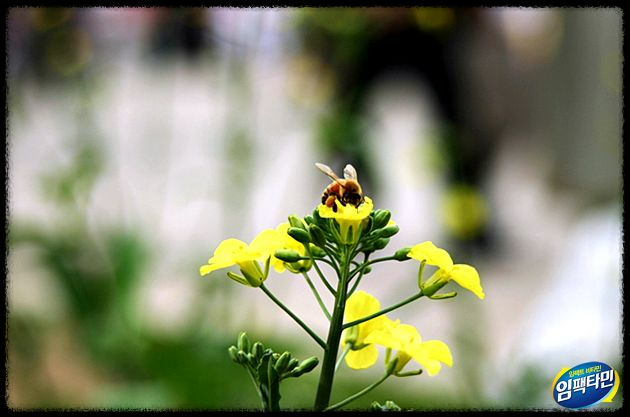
xmin=552 ymin=361 xmax=619 ymax=409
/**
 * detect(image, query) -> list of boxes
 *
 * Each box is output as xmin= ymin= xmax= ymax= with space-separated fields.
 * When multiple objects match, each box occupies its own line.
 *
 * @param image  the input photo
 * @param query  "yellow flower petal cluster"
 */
xmin=199 ymin=222 xmax=309 ymax=286
xmin=365 ymin=322 xmax=453 ymax=376
xmin=343 ymin=291 xmax=452 ymax=376
xmin=199 ymin=235 xmax=270 ymax=287
xmin=342 ymin=291 xmax=390 ymax=369
xmin=318 ymin=197 xmax=374 ymax=244
xmin=408 ymin=241 xmax=485 ymax=299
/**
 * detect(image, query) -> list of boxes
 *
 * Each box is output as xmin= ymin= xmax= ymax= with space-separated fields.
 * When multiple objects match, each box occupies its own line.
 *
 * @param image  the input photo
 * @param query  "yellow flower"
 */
xmin=343 ymin=290 xmax=392 ymax=369
xmin=199 ymin=237 xmax=269 ymax=287
xmin=318 ymin=196 xmax=374 ymax=244
xmin=408 ymin=241 xmax=485 ymax=299
xmin=364 ymin=322 xmax=453 ymax=376
xmin=200 ymin=222 xmax=313 ymax=286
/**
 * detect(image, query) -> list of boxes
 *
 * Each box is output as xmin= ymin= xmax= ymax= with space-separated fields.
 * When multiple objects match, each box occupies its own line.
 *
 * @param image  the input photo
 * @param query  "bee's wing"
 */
xmin=315 ymin=162 xmax=342 ymax=182
xmin=343 ymin=164 xmax=358 ymax=180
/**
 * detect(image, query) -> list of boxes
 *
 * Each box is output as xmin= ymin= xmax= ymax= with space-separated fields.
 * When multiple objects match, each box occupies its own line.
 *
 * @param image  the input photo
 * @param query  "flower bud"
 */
xmin=312 ymin=208 xmax=328 ymax=230
xmin=304 ymin=215 xmax=314 ymax=225
xmin=286 ymin=358 xmax=300 ymax=373
xmin=274 ymin=249 xmax=302 ymax=263
xmin=362 ymin=215 xmax=373 ymax=234
xmin=292 ymin=356 xmax=319 ymax=376
xmin=309 ymin=245 xmax=326 ymax=258
xmin=274 ymin=351 xmax=292 ymax=373
xmin=372 ymin=209 xmax=392 ymax=230
xmin=308 ymin=224 xmax=327 ymax=247
xmin=393 ymin=247 xmax=412 ymax=261
xmin=373 ymin=238 xmax=390 ymax=250
xmin=246 ymin=353 xmax=257 ymax=367
xmin=236 ymin=351 xmax=247 ymax=364
xmin=379 ymin=225 xmax=399 ymax=238
xmin=289 ymin=259 xmax=312 ymax=273
xmin=288 ymin=215 xmax=306 ymax=230
xmin=252 ymin=342 xmax=264 ymax=361
xmin=287 ymin=227 xmax=311 ymax=244
xmin=228 ymin=345 xmax=240 ymax=363
xmin=237 ymin=332 xmax=251 ymax=354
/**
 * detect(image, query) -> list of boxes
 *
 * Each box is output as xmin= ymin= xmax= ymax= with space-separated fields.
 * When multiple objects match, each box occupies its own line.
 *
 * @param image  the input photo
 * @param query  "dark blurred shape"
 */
xmin=295 ymin=8 xmax=506 ymax=249
xmin=11 ymin=8 xmax=94 ymax=84
xmin=31 ymin=7 xmax=73 ymax=30
xmin=148 ymin=8 xmax=211 ymax=60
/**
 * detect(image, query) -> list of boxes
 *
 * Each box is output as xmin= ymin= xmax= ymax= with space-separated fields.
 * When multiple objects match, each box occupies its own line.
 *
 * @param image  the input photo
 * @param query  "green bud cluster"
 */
xmin=354 ymin=209 xmax=399 ymax=254
xmin=228 ymin=332 xmax=319 ymax=381
xmin=297 ymin=207 xmax=399 ymax=253
xmin=284 ymin=206 xmax=416 ymax=271
xmin=281 ymin=212 xmax=333 ymax=259
xmin=370 ymin=400 xmax=403 ymax=411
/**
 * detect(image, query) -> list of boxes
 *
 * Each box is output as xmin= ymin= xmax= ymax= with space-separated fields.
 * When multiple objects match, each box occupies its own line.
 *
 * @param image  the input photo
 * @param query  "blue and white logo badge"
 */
xmin=552 ymin=361 xmax=619 ymax=409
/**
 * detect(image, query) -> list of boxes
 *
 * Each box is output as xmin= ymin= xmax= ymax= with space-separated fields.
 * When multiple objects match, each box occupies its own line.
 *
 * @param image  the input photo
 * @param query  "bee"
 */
xmin=315 ymin=162 xmax=364 ymax=212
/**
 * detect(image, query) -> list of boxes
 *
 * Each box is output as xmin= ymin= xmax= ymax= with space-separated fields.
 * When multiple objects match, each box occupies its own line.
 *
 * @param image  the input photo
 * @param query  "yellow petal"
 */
xmin=276 ymin=222 xmax=306 ymax=254
xmin=364 ymin=328 xmax=402 ymax=351
xmin=200 ymin=259 xmax=237 ymax=276
xmin=408 ymin=241 xmax=454 ymax=269
xmin=407 ymin=340 xmax=452 ymax=376
xmin=450 ymin=264 xmax=485 ymax=299
xmin=270 ymin=257 xmax=286 ymax=273
xmin=319 ymin=197 xmax=373 ymax=221
xmin=389 ymin=323 xmax=422 ymax=345
xmin=213 ymin=238 xmax=249 ymax=258
xmin=419 ymin=340 xmax=453 ymax=367
xmin=345 ymin=344 xmax=379 ymax=370
xmin=200 ymin=238 xmax=249 ymax=276
xmin=408 ymin=352 xmax=443 ymax=376
xmin=250 ymin=229 xmax=280 ymax=257
xmin=345 ymin=290 xmax=381 ymax=323
xmin=319 ymin=198 xmax=373 ymax=244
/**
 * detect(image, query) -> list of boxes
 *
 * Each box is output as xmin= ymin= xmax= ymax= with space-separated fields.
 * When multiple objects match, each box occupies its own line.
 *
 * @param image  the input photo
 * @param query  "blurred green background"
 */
xmin=7 ymin=7 xmax=622 ymax=410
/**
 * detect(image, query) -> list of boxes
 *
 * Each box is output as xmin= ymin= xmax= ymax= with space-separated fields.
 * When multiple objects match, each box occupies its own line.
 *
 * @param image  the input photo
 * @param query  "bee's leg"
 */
xmin=325 ymin=195 xmax=337 ymax=212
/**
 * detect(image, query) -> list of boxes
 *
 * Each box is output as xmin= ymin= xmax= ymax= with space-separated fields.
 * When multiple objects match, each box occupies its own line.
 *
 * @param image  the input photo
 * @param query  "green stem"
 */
xmin=302 ymin=271 xmax=331 ymax=320
xmin=313 ymin=245 xmax=351 ymax=410
xmin=322 ymin=246 xmax=341 ymax=274
xmin=323 ymin=373 xmax=391 ymax=411
xmin=306 ymin=246 xmax=337 ymax=296
xmin=347 ymin=253 xmax=370 ymax=297
xmin=247 ymin=368 xmax=266 ymax=411
xmin=294 ymin=256 xmax=335 ymax=268
xmin=335 ymin=344 xmax=351 ymax=372
xmin=342 ymin=291 xmax=424 ymax=330
xmin=260 ymin=284 xmax=326 ymax=349
xmin=348 ymin=255 xmax=399 ymax=280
